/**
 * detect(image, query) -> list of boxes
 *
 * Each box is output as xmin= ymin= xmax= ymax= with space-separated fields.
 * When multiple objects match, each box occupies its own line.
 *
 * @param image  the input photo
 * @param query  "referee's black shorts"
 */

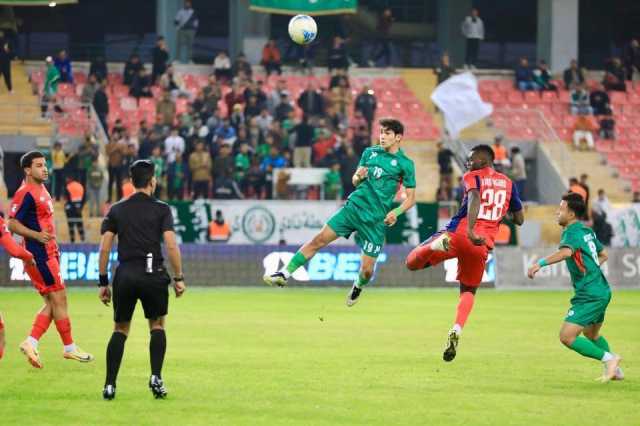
xmin=112 ymin=263 xmax=172 ymax=323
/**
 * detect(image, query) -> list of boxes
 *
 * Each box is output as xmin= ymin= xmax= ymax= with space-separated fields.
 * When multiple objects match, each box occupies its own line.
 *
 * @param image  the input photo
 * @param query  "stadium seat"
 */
xmin=541 ymin=91 xmax=558 ymax=103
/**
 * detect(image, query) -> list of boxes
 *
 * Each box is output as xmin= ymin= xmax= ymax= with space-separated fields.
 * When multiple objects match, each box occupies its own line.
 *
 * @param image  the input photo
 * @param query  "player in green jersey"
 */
xmin=263 ymin=118 xmax=416 ymax=306
xmin=527 ymin=193 xmax=623 ymax=382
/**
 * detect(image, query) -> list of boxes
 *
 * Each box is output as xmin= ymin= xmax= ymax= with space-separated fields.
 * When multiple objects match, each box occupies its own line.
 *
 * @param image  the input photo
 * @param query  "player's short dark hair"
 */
xmin=20 ymin=150 xmax=45 ymax=169
xmin=562 ymin=192 xmax=586 ymax=218
xmin=471 ymin=144 xmax=495 ymax=162
xmin=130 ymin=159 xmax=155 ymax=189
xmin=379 ymin=118 xmax=404 ymax=135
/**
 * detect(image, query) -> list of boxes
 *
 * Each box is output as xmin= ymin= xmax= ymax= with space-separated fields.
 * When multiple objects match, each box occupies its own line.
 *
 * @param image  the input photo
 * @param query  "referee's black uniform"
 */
xmin=101 ymin=192 xmax=173 ymax=322
xmin=99 ymin=159 xmax=184 ymax=400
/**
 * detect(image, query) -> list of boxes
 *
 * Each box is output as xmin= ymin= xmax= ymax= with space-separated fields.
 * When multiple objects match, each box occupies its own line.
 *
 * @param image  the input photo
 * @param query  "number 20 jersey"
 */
xmin=446 ymin=167 xmax=522 ymax=249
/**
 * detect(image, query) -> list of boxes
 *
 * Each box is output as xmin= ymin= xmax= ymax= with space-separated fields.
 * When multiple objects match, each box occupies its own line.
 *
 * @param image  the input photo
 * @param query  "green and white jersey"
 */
xmin=347 ymin=145 xmax=416 ymax=222
xmin=559 ymin=221 xmax=610 ymax=298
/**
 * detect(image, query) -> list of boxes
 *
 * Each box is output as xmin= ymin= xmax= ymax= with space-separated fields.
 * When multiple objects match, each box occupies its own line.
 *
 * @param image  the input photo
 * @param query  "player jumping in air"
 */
xmin=8 ymin=151 xmax=93 ymax=368
xmin=527 ymin=193 xmax=623 ymax=382
xmin=406 ymin=145 xmax=524 ymax=361
xmin=0 ymin=214 xmax=35 ymax=360
xmin=264 ymin=118 xmax=416 ymax=306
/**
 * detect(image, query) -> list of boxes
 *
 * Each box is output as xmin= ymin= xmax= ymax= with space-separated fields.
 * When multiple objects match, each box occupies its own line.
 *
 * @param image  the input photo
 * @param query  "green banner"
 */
xmin=249 ymin=0 xmax=357 ymax=15
xmin=0 ymin=0 xmax=76 ymax=5
xmin=167 ymin=200 xmax=438 ymax=245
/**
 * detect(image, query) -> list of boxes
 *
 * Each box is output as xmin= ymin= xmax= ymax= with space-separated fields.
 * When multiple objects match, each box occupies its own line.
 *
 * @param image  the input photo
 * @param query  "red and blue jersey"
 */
xmin=9 ymin=183 xmax=59 ymax=261
xmin=446 ymin=167 xmax=522 ymax=249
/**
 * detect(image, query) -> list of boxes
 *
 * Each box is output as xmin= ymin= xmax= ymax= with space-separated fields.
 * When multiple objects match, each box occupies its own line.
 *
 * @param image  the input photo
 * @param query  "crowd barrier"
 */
xmin=1 ymin=244 xmax=638 ymax=290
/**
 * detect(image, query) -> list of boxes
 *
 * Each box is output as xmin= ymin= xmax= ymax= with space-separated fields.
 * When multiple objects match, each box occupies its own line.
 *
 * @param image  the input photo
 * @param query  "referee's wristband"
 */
xmin=98 ymin=274 xmax=109 ymax=287
xmin=392 ymin=207 xmax=404 ymax=217
xmin=173 ymin=275 xmax=184 ymax=282
xmin=537 ymin=259 xmax=548 ymax=268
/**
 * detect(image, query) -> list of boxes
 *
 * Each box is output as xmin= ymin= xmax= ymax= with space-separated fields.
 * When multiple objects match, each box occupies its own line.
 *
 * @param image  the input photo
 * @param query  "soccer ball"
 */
xmin=288 ymin=14 xmax=317 ymax=45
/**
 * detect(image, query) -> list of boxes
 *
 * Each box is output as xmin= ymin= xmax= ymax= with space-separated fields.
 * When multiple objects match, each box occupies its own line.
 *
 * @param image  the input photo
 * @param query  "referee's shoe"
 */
xmin=149 ymin=375 xmax=167 ymax=399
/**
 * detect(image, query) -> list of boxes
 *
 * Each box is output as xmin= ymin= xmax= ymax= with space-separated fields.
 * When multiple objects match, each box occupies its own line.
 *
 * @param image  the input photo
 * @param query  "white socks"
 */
xmin=452 ymin=324 xmax=462 ymax=334
xmin=64 ymin=343 xmax=77 ymax=353
xmin=27 ymin=336 xmax=39 ymax=349
xmin=601 ymin=352 xmax=614 ymax=362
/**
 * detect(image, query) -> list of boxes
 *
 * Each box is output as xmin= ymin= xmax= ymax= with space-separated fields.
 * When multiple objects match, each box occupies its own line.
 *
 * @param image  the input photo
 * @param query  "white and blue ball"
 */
xmin=288 ymin=14 xmax=317 ymax=45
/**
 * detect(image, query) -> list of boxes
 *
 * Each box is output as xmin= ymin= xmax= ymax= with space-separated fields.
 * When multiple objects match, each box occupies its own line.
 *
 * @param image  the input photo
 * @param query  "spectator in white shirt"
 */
xmin=175 ymin=0 xmax=199 ymax=64
xmin=592 ymin=189 xmax=612 ymax=217
xmin=164 ymin=127 xmax=185 ymax=164
xmin=461 ymin=8 xmax=484 ymax=69
xmin=213 ymin=51 xmax=232 ymax=83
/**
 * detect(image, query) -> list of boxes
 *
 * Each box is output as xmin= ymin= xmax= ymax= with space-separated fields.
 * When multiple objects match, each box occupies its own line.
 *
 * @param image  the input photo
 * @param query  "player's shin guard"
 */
xmin=105 ymin=332 xmax=127 ymax=386
xmin=150 ymin=329 xmax=166 ymax=378
xmin=591 ymin=336 xmax=610 ymax=352
xmin=454 ymin=291 xmax=475 ymax=330
xmin=355 ymin=273 xmax=371 ymax=288
xmin=30 ymin=313 xmax=52 ymax=343
xmin=569 ymin=336 xmax=606 ymax=361
xmin=55 ymin=318 xmax=74 ymax=348
xmin=285 ymin=251 xmax=308 ymax=276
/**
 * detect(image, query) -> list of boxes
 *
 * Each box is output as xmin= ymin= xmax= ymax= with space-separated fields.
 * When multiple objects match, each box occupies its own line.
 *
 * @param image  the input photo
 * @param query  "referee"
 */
xmin=97 ymin=160 xmax=186 ymax=400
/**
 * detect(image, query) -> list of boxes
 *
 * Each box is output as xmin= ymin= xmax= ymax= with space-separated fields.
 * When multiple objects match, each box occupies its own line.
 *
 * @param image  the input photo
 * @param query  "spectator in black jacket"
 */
xmin=232 ymin=52 xmax=252 ymax=80
xmin=603 ymin=57 xmax=626 ymax=91
xmin=290 ymin=115 xmax=315 ymax=168
xmin=589 ymin=84 xmax=610 ymax=116
xmin=89 ymin=56 xmax=108 ymax=82
xmin=563 ymin=59 xmax=585 ymax=90
xmin=327 ymin=36 xmax=349 ymax=73
xmin=354 ymin=85 xmax=377 ymax=130
xmin=275 ymin=92 xmax=294 ymax=122
xmin=623 ymin=38 xmax=640 ymax=80
xmin=130 ymin=68 xmax=152 ymax=98
xmin=151 ymin=37 xmax=170 ymax=84
xmin=123 ymin=54 xmax=143 ymax=86
xmin=93 ymin=81 xmax=109 ymax=133
xmin=0 ymin=31 xmax=12 ymax=93
xmin=297 ymin=83 xmax=324 ymax=118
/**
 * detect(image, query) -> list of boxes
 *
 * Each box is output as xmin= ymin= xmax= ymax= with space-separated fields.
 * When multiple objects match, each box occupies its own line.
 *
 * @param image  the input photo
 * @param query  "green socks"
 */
xmin=286 ymin=251 xmax=308 ymax=275
xmin=591 ymin=336 xmax=610 ymax=352
xmin=569 ymin=336 xmax=606 ymax=361
xmin=354 ymin=273 xmax=371 ymax=288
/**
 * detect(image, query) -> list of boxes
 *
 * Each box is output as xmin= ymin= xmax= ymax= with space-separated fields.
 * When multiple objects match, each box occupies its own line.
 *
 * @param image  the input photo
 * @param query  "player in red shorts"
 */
xmin=406 ymin=145 xmax=524 ymax=361
xmin=0 ymin=215 xmax=35 ymax=360
xmin=8 ymin=151 xmax=93 ymax=368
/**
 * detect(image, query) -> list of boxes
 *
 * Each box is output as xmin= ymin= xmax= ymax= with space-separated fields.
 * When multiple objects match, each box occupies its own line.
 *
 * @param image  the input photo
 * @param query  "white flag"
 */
xmin=431 ymin=72 xmax=493 ymax=139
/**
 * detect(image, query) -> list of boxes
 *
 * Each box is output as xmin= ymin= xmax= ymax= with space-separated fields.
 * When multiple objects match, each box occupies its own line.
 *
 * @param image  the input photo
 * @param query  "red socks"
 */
xmin=30 ymin=314 xmax=52 ymax=341
xmin=455 ymin=291 xmax=475 ymax=329
xmin=55 ymin=318 xmax=74 ymax=346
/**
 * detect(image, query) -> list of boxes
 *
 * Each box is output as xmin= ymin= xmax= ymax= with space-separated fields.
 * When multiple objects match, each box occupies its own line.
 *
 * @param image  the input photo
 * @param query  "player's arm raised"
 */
xmin=98 ymin=231 xmax=116 ymax=305
xmin=466 ymin=188 xmax=486 ymax=246
xmin=384 ymin=188 xmax=415 ymax=226
xmin=527 ymin=247 xmax=573 ymax=279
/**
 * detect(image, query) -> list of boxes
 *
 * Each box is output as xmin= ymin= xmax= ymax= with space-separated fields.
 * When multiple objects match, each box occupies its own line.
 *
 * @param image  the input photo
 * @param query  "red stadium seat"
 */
xmin=541 ymin=91 xmax=558 ymax=103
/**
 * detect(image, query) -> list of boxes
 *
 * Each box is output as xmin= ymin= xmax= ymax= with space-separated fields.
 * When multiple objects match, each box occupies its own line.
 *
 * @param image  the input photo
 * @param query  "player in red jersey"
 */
xmin=8 ymin=151 xmax=93 ymax=368
xmin=0 ymin=215 xmax=35 ymax=360
xmin=406 ymin=145 xmax=524 ymax=361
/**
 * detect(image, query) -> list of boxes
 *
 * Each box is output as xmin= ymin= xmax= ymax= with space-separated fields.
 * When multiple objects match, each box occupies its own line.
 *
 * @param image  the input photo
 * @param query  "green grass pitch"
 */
xmin=0 ymin=288 xmax=638 ymax=426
